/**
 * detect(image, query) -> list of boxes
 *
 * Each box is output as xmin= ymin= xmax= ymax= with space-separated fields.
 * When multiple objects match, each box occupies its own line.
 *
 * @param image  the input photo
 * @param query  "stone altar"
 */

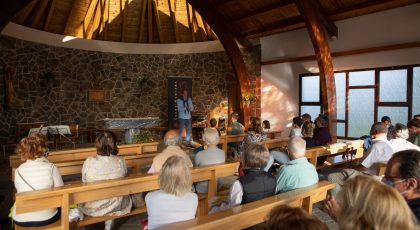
xmin=102 ymin=117 xmax=160 ymax=144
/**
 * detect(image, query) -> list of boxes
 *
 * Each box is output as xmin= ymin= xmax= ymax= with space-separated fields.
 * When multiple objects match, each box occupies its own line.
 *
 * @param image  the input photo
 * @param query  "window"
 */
xmin=299 ymin=64 xmax=418 ymax=138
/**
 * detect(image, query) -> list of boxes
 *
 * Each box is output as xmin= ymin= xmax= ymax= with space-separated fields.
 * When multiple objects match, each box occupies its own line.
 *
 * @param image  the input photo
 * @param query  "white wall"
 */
xmin=260 ymin=3 xmax=420 ymax=135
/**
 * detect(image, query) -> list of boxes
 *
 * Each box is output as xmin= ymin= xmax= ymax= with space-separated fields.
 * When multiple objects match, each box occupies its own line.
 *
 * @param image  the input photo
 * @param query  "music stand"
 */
xmin=48 ymin=125 xmax=75 ymax=149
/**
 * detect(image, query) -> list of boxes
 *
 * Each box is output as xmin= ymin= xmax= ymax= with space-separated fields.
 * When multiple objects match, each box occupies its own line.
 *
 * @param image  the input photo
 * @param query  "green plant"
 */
xmin=242 ymin=91 xmax=256 ymax=102
xmin=132 ymin=130 xmax=154 ymax=143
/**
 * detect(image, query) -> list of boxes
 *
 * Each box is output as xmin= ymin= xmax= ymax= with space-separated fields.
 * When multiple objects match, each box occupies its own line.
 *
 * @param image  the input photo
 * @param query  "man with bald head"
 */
xmin=148 ymin=130 xmax=193 ymax=173
xmin=275 ymin=136 xmax=318 ymax=193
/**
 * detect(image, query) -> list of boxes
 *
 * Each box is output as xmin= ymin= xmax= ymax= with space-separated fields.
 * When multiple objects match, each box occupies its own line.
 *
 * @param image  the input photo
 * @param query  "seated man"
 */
xmin=194 ymin=128 xmax=226 ymax=193
xmin=275 ymin=137 xmax=318 ymax=193
xmin=407 ymin=119 xmax=420 ymax=147
xmin=328 ymin=122 xmax=393 ymax=195
xmin=148 ymin=130 xmax=193 ymax=173
xmin=383 ymin=150 xmax=420 ymax=221
xmin=227 ymin=112 xmax=245 ymax=135
xmin=381 ymin=116 xmax=394 ymax=141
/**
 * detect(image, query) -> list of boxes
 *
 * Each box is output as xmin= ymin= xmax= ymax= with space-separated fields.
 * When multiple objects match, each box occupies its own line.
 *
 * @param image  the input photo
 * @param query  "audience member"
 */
xmin=146 ymin=155 xmax=198 ymax=229
xmin=381 ymin=116 xmax=394 ymax=141
xmin=301 ymin=113 xmax=315 ymax=138
xmin=259 ymin=205 xmax=328 ymax=230
xmin=262 ymin=120 xmax=271 ymax=132
xmin=415 ymin=114 xmax=420 ymax=120
xmin=242 ymin=117 xmax=267 ymax=145
xmin=390 ymin=123 xmax=420 ymax=152
xmin=228 ymin=143 xmax=275 ymax=206
xmin=289 ymin=116 xmax=303 ymax=137
xmin=209 ymin=118 xmax=221 ymax=136
xmin=78 ymin=131 xmax=132 ymax=230
xmin=276 ymin=137 xmax=318 ymax=193
xmin=313 ymin=114 xmax=332 ymax=165
xmin=148 ymin=130 xmax=193 ymax=173
xmin=12 ymin=134 xmax=64 ymax=227
xmin=407 ymin=119 xmax=420 ymax=147
xmin=227 ymin=112 xmax=245 ymax=135
xmin=384 ymin=150 xmax=420 ymax=221
xmin=328 ymin=122 xmax=393 ymax=195
xmin=194 ymin=128 xmax=226 ymax=193
xmin=325 ymin=175 xmax=417 ymax=230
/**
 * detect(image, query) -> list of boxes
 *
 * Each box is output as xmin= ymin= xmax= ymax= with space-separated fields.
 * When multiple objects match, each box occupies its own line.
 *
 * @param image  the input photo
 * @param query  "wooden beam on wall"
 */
xmin=295 ymin=0 xmax=337 ymax=140
xmin=43 ymin=0 xmax=56 ymax=30
xmin=188 ymin=0 xmax=252 ymax=126
xmin=138 ymin=0 xmax=147 ymax=42
xmin=262 ymin=41 xmax=420 ymax=65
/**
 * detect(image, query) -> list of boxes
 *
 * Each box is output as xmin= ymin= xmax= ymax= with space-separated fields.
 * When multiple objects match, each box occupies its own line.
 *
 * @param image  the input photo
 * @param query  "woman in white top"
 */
xmin=146 ymin=155 xmax=198 ymax=229
xmin=12 ymin=133 xmax=64 ymax=227
xmin=390 ymin=123 xmax=420 ymax=152
xmin=78 ymin=131 xmax=132 ymax=230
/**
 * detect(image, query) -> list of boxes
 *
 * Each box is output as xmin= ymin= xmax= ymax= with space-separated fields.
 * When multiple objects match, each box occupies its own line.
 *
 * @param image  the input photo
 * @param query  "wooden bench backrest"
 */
xmin=9 ymin=142 xmax=158 ymax=168
xmin=265 ymin=130 xmax=283 ymax=139
xmin=15 ymin=162 xmax=239 ymax=230
xmin=219 ymin=134 xmax=247 ymax=153
xmin=160 ymin=181 xmax=335 ymax=230
xmin=261 ymin=138 xmax=289 ymax=150
xmin=305 ymin=140 xmax=364 ymax=166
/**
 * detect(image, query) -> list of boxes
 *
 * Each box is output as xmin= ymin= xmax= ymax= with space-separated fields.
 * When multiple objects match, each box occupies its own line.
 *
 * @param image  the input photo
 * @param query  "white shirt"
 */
xmin=361 ymin=136 xmax=394 ymax=177
xmin=176 ymin=97 xmax=194 ymax=120
xmin=390 ymin=138 xmax=420 ymax=153
xmin=289 ymin=128 xmax=303 ymax=137
xmin=13 ymin=157 xmax=64 ymax=222
xmin=146 ymin=190 xmax=198 ymax=229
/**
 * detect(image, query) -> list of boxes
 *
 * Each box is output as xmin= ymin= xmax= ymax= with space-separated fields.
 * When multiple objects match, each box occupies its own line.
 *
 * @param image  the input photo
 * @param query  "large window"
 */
xmin=299 ymin=64 xmax=419 ymax=138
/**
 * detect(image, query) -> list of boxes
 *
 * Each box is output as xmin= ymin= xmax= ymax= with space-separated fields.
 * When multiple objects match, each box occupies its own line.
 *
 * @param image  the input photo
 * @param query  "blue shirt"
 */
xmin=275 ymin=157 xmax=318 ymax=193
xmin=176 ymin=97 xmax=194 ymax=120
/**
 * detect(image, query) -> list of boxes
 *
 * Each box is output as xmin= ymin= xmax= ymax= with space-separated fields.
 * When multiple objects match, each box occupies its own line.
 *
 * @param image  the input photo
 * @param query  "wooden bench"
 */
xmin=265 ymin=130 xmax=283 ymax=139
xmin=219 ymin=134 xmax=247 ymax=153
xmin=14 ymin=162 xmax=240 ymax=230
xmin=9 ymin=142 xmax=158 ymax=168
xmin=160 ymin=181 xmax=335 ymax=230
xmin=262 ymin=138 xmax=289 ymax=150
xmin=11 ymin=153 xmax=158 ymax=180
xmin=305 ymin=140 xmax=364 ymax=167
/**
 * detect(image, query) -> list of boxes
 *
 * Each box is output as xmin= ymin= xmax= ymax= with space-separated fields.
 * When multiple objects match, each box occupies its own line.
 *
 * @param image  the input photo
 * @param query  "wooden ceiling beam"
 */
xmin=195 ymin=11 xmax=208 ymax=41
xmin=30 ymin=0 xmax=50 ymax=28
xmin=138 ymin=0 xmax=147 ymax=42
xmin=306 ymin=0 xmax=338 ymax=38
xmin=147 ymin=0 xmax=153 ymax=42
xmin=87 ymin=0 xmax=102 ymax=39
xmin=295 ymin=0 xmax=337 ymax=140
xmin=98 ymin=0 xmax=108 ymax=39
xmin=232 ymin=0 xmax=294 ymax=24
xmin=121 ymin=0 xmax=128 ymax=42
xmin=63 ymin=0 xmax=87 ymax=36
xmin=1 ymin=0 xmax=37 ymax=30
xmin=12 ymin=0 xmax=39 ymax=25
xmin=214 ymin=0 xmax=237 ymax=8
xmin=243 ymin=15 xmax=302 ymax=37
xmin=186 ymin=2 xmax=195 ymax=42
xmin=152 ymin=0 xmax=162 ymax=42
xmin=82 ymin=0 xmax=99 ymax=38
xmin=168 ymin=0 xmax=179 ymax=43
xmin=43 ymin=0 xmax=56 ymax=31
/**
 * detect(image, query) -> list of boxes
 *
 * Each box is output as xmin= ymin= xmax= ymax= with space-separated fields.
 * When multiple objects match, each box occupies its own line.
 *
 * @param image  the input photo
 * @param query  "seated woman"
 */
xmin=289 ymin=116 xmax=303 ymax=137
xmin=390 ymin=123 xmax=420 ymax=152
xmin=226 ymin=143 xmax=275 ymax=207
xmin=12 ymin=133 xmax=64 ymax=227
xmin=325 ymin=175 xmax=417 ymax=230
xmin=146 ymin=155 xmax=198 ymax=229
xmin=262 ymin=120 xmax=271 ymax=133
xmin=194 ymin=128 xmax=226 ymax=193
xmin=313 ymin=114 xmax=332 ymax=165
xmin=78 ymin=131 xmax=132 ymax=230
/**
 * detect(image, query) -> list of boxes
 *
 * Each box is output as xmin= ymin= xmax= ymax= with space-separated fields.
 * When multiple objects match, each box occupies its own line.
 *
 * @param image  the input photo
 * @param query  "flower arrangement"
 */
xmin=242 ymin=91 xmax=256 ymax=102
xmin=132 ymin=130 xmax=154 ymax=144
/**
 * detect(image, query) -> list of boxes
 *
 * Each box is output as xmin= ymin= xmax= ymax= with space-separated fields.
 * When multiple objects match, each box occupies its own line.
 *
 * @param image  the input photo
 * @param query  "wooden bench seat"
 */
xmin=10 ymin=142 xmax=158 ymax=168
xmin=14 ymin=162 xmax=239 ymax=230
xmin=160 ymin=181 xmax=335 ymax=230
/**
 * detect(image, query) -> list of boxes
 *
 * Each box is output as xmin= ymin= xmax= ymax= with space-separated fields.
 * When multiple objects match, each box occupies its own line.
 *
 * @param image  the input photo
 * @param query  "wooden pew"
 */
xmin=11 ymin=153 xmax=158 ymax=180
xmin=161 ymin=181 xmax=335 ymax=230
xmin=262 ymin=138 xmax=289 ymax=150
xmin=9 ymin=142 xmax=158 ymax=168
xmin=14 ymin=162 xmax=240 ymax=230
xmin=265 ymin=130 xmax=283 ymax=139
xmin=219 ymin=134 xmax=247 ymax=153
xmin=305 ymin=140 xmax=364 ymax=167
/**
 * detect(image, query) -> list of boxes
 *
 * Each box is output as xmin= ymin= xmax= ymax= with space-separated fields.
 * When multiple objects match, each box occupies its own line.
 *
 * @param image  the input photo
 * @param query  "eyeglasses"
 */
xmin=382 ymin=177 xmax=406 ymax=187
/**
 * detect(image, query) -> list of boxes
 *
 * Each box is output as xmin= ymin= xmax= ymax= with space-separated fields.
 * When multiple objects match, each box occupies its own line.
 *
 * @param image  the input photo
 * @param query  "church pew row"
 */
xmin=304 ymin=140 xmax=364 ymax=167
xmin=161 ymin=181 xmax=335 ymax=230
xmin=9 ymin=142 xmax=158 ymax=168
xmin=11 ymin=153 xmax=158 ymax=181
xmin=14 ymin=162 xmax=240 ymax=230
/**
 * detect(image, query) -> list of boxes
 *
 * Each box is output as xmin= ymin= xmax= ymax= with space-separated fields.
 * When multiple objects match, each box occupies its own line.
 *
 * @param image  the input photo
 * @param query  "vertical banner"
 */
xmin=168 ymin=76 xmax=192 ymax=129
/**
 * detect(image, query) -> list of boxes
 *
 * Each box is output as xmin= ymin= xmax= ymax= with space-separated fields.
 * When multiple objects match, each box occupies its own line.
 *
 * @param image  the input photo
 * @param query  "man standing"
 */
xmin=177 ymin=89 xmax=194 ymax=143
xmin=384 ymin=150 xmax=420 ymax=221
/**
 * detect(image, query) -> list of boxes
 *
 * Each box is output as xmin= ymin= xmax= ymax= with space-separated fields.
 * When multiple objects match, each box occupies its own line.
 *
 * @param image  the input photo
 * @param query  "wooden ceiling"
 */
xmin=10 ymin=0 xmax=420 ymax=44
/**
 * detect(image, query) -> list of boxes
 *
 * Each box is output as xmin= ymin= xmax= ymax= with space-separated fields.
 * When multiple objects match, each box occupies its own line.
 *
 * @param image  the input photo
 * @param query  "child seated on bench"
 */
xmin=12 ymin=134 xmax=64 ymax=227
xmin=211 ymin=143 xmax=276 ymax=212
xmin=78 ymin=131 xmax=132 ymax=230
xmin=146 ymin=155 xmax=198 ymax=229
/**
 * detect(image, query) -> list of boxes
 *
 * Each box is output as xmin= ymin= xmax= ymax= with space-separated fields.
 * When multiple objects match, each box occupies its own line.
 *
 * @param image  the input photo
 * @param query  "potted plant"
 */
xmin=132 ymin=130 xmax=154 ymax=144
xmin=242 ymin=91 xmax=256 ymax=108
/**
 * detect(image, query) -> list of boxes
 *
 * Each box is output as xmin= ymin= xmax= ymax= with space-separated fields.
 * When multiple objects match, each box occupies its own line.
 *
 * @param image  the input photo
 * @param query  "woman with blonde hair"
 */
xmin=79 ymin=131 xmax=132 ymax=230
xmin=325 ymin=175 xmax=417 ymax=230
xmin=146 ymin=155 xmax=198 ymax=229
xmin=12 ymin=133 xmax=63 ymax=227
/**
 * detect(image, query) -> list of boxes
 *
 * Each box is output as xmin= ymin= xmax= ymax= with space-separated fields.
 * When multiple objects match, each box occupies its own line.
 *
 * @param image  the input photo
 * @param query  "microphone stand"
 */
xmin=56 ymin=127 xmax=76 ymax=149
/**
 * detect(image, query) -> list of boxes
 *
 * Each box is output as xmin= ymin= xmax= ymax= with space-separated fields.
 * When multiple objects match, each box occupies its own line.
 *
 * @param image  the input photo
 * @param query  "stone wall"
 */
xmin=0 ymin=35 xmax=260 ymax=142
